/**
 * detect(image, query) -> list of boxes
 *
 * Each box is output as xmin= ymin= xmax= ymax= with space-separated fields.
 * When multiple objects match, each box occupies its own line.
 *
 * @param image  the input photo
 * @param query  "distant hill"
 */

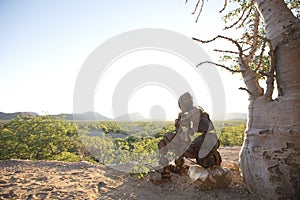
xmin=0 ymin=111 xmax=111 ymax=121
xmin=115 ymin=112 xmax=148 ymax=122
xmin=0 ymin=111 xmax=246 ymax=121
xmin=54 ymin=112 xmax=111 ymax=121
xmin=225 ymin=113 xmax=247 ymax=121
xmin=0 ymin=112 xmax=39 ymax=120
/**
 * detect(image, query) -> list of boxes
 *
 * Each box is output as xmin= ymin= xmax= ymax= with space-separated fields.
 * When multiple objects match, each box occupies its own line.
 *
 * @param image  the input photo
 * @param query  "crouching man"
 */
xmin=158 ymin=92 xmax=223 ymax=180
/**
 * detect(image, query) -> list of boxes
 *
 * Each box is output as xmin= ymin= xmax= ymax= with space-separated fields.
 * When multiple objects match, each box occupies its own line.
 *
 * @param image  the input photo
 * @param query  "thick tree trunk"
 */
xmin=241 ymin=97 xmax=300 ymax=199
xmin=240 ymin=0 xmax=300 ymax=199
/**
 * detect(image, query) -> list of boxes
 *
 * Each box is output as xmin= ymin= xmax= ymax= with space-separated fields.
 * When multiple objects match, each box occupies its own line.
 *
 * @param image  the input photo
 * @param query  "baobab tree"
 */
xmin=188 ymin=0 xmax=300 ymax=199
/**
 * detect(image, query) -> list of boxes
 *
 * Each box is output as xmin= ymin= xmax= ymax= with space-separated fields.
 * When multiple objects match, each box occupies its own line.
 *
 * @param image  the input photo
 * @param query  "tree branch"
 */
xmin=264 ymin=68 xmax=275 ymax=100
xmin=241 ymin=69 xmax=264 ymax=97
xmin=224 ymin=3 xmax=253 ymax=30
xmin=236 ymin=6 xmax=254 ymax=29
xmin=193 ymin=35 xmax=243 ymax=53
xmin=246 ymin=10 xmax=260 ymax=61
xmin=254 ymin=37 xmax=267 ymax=72
xmin=193 ymin=0 xmax=205 ymax=23
xmin=196 ymin=61 xmax=245 ymax=73
xmin=265 ymin=42 xmax=277 ymax=99
xmin=193 ymin=35 xmax=248 ymax=69
xmin=242 ymin=46 xmax=253 ymax=52
xmin=214 ymin=49 xmax=240 ymax=55
xmin=189 ymin=0 xmax=266 ymax=98
xmin=239 ymin=87 xmax=252 ymax=95
xmin=191 ymin=0 xmax=201 ymax=14
xmin=219 ymin=0 xmax=228 ymax=13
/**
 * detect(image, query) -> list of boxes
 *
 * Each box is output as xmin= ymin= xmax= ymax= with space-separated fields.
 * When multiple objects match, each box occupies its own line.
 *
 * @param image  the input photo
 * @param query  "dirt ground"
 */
xmin=0 ymin=146 xmax=257 ymax=200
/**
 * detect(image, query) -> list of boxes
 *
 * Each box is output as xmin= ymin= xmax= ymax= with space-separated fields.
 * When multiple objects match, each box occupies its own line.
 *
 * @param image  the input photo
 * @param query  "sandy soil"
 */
xmin=0 ymin=146 xmax=257 ymax=200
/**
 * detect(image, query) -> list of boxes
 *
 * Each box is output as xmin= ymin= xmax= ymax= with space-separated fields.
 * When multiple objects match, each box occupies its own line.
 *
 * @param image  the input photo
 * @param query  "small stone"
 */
xmin=10 ymin=176 xmax=18 ymax=182
xmin=43 ymin=186 xmax=54 ymax=191
xmin=27 ymin=194 xmax=38 ymax=200
xmin=98 ymin=181 xmax=107 ymax=193
xmin=36 ymin=192 xmax=48 ymax=199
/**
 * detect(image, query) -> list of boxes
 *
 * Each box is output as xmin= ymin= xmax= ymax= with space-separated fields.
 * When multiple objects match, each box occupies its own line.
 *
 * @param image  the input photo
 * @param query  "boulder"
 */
xmin=189 ymin=165 xmax=232 ymax=190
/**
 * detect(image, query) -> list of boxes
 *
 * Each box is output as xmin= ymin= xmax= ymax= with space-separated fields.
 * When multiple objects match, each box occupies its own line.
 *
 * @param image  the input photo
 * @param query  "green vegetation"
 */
xmin=218 ymin=120 xmax=246 ymax=146
xmin=0 ymin=116 xmax=86 ymax=162
xmin=0 ymin=116 xmax=246 ymax=166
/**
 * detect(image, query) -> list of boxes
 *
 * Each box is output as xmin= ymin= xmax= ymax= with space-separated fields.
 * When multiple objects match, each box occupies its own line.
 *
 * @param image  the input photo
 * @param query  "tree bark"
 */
xmin=240 ymin=1 xmax=300 ymax=199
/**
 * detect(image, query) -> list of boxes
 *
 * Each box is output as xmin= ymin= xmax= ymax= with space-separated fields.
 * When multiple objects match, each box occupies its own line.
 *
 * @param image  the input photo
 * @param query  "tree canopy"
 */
xmin=188 ymin=0 xmax=299 ymax=99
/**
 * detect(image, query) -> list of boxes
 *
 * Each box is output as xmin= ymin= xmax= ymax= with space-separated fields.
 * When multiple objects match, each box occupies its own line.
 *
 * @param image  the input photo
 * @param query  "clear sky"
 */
xmin=0 ymin=0 xmax=249 ymax=120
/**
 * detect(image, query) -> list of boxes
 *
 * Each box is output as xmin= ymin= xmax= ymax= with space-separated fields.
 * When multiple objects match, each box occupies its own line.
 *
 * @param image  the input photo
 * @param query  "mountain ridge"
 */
xmin=0 ymin=111 xmax=247 ymax=121
xmin=0 ymin=111 xmax=110 ymax=121
xmin=114 ymin=112 xmax=148 ymax=122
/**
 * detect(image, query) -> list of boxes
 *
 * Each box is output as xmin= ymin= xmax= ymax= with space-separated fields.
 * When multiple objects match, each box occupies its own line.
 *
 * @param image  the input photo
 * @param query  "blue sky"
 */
xmin=0 ymin=0 xmax=249 ymax=119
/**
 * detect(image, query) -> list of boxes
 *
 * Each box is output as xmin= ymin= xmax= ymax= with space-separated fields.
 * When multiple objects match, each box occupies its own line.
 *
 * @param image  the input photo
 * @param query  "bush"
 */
xmin=218 ymin=121 xmax=246 ymax=146
xmin=0 ymin=115 xmax=81 ymax=160
xmin=52 ymin=152 xmax=81 ymax=162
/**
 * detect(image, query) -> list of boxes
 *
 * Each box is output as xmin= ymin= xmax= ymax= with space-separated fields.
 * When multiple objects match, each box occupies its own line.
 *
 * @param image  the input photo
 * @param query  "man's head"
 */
xmin=178 ymin=92 xmax=193 ymax=112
